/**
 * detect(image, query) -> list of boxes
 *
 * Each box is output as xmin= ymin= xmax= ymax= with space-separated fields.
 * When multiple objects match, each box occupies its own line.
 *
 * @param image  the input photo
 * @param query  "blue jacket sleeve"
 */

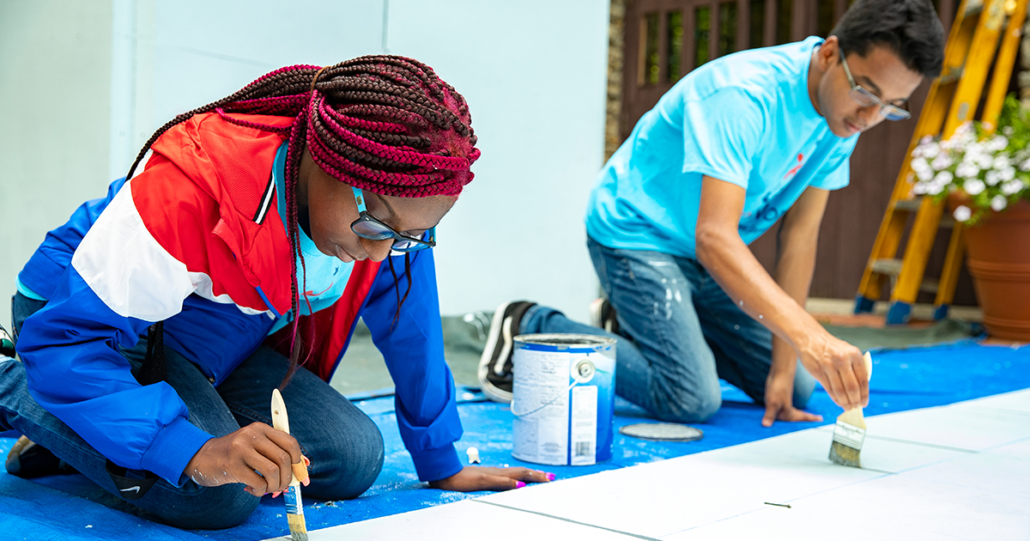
xmin=361 ymin=249 xmax=464 ymax=482
xmin=16 ymin=265 xmax=212 ymax=486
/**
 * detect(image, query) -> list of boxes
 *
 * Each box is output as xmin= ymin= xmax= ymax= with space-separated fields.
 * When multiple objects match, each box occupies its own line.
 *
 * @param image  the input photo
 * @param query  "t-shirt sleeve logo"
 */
xmin=784 ymin=153 xmax=805 ymax=180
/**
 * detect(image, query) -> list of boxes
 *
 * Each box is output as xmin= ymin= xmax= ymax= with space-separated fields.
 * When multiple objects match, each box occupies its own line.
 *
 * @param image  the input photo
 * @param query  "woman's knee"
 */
xmin=146 ymin=483 xmax=260 ymax=530
xmin=305 ymin=414 xmax=384 ymax=500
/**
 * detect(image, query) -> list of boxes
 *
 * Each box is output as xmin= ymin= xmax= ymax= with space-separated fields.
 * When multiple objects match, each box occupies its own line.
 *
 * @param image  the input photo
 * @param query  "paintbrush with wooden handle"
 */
xmin=271 ymin=388 xmax=309 ymax=541
xmin=828 ymin=351 xmax=873 ymax=468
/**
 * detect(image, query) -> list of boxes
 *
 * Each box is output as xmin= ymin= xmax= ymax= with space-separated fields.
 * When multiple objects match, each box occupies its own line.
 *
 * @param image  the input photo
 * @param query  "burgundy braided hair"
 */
xmin=128 ymin=56 xmax=479 ymax=388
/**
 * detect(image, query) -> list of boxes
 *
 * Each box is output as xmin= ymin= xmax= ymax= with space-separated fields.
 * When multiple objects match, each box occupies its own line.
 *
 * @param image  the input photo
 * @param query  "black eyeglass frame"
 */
xmin=839 ymin=48 xmax=911 ymax=121
xmin=349 ymin=186 xmax=436 ymax=253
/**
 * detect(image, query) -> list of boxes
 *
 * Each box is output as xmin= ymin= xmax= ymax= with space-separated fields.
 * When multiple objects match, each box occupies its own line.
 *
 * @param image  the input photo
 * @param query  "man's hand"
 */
xmin=429 ymin=466 xmax=552 ymax=492
xmin=761 ymin=372 xmax=823 ymax=427
xmin=798 ymin=331 xmax=869 ymax=411
xmin=184 ymin=422 xmax=308 ymax=497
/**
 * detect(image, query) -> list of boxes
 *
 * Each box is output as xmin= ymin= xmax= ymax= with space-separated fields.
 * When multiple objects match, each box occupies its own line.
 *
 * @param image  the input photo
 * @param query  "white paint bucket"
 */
xmin=510 ymin=333 xmax=616 ymax=466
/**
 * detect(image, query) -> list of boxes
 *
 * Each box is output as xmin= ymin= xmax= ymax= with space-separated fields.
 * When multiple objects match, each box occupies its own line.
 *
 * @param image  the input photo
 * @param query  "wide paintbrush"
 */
xmin=271 ymin=388 xmax=309 ymax=541
xmin=828 ymin=351 xmax=873 ymax=468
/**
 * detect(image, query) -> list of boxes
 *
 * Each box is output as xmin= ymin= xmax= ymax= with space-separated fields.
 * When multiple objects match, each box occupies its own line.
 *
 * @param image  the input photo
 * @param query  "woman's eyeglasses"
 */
xmin=350 ymin=186 xmax=436 ymax=252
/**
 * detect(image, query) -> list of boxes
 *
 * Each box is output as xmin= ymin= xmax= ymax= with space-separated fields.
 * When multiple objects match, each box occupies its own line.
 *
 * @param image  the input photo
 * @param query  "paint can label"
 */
xmin=512 ymin=350 xmax=574 ymax=465
xmin=832 ymin=420 xmax=866 ymax=449
xmin=570 ymin=385 xmax=598 ymax=465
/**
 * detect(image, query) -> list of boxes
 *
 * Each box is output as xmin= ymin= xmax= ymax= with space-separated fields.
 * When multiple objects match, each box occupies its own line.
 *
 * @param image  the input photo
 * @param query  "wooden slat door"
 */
xmin=619 ymin=0 xmax=973 ymax=306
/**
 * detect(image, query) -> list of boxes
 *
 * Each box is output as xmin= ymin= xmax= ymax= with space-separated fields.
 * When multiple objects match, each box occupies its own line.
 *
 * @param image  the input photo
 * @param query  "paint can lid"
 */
xmin=619 ymin=423 xmax=704 ymax=442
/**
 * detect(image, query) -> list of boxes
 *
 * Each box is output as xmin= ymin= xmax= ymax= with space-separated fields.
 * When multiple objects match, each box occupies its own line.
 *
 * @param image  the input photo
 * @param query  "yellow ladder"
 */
xmin=855 ymin=0 xmax=1028 ymax=324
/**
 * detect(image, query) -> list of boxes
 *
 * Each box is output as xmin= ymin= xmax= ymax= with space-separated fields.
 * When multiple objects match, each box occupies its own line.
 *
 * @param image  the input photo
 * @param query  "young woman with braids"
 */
xmin=0 ymin=56 xmax=550 ymax=529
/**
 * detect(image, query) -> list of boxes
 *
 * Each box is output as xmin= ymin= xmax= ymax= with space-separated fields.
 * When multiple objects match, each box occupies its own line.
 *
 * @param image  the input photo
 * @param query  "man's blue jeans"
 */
xmin=0 ymin=293 xmax=384 ymax=529
xmin=521 ymin=237 xmax=815 ymax=423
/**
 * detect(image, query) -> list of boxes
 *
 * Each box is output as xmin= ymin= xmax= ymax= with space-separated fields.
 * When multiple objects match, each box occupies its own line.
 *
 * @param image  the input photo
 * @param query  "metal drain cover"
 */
xmin=619 ymin=422 xmax=704 ymax=442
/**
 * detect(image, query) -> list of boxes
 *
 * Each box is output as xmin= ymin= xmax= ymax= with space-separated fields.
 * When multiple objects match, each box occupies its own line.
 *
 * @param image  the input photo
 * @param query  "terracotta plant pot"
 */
xmin=954 ymin=197 xmax=1030 ymax=340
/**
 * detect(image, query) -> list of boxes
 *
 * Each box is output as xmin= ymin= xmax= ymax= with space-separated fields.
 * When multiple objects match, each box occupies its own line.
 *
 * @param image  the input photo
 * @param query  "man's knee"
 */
xmin=653 ymin=381 xmax=722 ymax=423
xmin=792 ymin=369 xmax=817 ymax=408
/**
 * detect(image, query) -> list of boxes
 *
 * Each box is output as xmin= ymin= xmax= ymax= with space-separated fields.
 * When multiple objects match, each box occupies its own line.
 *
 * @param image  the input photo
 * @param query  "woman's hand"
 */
xmin=429 ymin=466 xmax=554 ymax=492
xmin=184 ymin=422 xmax=309 ymax=497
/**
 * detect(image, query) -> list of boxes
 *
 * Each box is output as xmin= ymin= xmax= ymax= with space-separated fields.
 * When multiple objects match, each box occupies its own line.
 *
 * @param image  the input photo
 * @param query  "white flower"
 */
xmin=963 ymin=178 xmax=986 ymax=195
xmin=956 ymin=161 xmax=981 ymax=179
xmin=1001 ymin=179 xmax=1026 ymax=195
xmin=912 ymin=181 xmax=930 ymax=195
xmin=1003 ymin=126 xmax=1015 ymax=136
xmin=925 ymin=181 xmax=946 ymax=195
xmin=991 ymin=195 xmax=1008 ymax=212
xmin=953 ymin=122 xmax=975 ymax=140
xmin=934 ymin=170 xmax=954 ymax=185
xmin=920 ymin=142 xmax=941 ymax=160
xmin=953 ymin=205 xmax=972 ymax=222
xmin=931 ymin=153 xmax=954 ymax=171
xmin=988 ymin=135 xmax=1009 ymax=152
xmin=985 ymin=170 xmax=1001 ymax=186
xmin=999 ymin=166 xmax=1016 ymax=182
xmin=911 ymin=157 xmax=934 ymax=181
xmin=976 ymin=152 xmax=995 ymax=169
xmin=993 ymin=155 xmax=1012 ymax=170
xmin=1020 ymin=158 xmax=1030 ymax=172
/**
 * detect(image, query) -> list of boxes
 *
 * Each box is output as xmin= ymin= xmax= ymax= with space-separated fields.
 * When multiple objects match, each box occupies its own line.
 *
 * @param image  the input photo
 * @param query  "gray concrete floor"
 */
xmin=329 ymin=313 xmax=491 ymax=396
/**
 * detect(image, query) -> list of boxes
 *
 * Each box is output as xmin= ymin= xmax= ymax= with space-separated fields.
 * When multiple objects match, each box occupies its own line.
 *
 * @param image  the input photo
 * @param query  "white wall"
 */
xmin=3 ymin=0 xmax=609 ymax=326
xmin=0 ymin=1 xmax=112 ymax=330
xmin=388 ymin=1 xmax=610 ymax=321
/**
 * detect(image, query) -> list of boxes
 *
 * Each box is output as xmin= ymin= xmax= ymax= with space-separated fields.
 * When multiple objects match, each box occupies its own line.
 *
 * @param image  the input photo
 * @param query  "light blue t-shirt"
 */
xmin=586 ymin=37 xmax=858 ymax=258
xmin=268 ymin=141 xmax=354 ymax=335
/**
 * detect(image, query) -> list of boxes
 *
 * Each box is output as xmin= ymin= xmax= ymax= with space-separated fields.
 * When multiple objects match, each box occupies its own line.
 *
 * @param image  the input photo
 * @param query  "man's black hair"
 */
xmin=831 ymin=0 xmax=945 ymax=78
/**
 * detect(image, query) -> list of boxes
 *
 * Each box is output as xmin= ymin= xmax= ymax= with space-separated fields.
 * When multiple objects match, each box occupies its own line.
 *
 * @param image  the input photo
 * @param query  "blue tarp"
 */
xmin=1 ymin=340 xmax=1028 ymax=540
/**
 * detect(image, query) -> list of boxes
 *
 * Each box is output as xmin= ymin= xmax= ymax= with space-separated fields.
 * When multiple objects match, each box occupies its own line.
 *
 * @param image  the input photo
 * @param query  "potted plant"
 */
xmin=909 ymin=95 xmax=1030 ymax=341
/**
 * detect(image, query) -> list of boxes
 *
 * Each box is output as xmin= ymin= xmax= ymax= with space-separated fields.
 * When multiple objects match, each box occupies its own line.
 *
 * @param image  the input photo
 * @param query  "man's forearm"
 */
xmin=769 ymin=223 xmax=820 ymax=375
xmin=695 ymin=226 xmax=822 ymax=355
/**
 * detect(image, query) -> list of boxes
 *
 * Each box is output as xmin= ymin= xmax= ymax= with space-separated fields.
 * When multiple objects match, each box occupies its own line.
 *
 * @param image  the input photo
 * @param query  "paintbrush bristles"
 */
xmin=829 ymin=439 xmax=862 ymax=467
xmin=830 ymin=407 xmax=867 ymax=468
xmin=287 ymin=513 xmax=309 ymax=541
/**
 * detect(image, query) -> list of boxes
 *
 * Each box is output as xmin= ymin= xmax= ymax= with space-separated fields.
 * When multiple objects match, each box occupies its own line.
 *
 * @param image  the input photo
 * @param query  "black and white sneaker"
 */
xmin=589 ymin=297 xmax=619 ymax=335
xmin=0 ymin=324 xmax=14 ymax=358
xmin=478 ymin=301 xmax=536 ymax=404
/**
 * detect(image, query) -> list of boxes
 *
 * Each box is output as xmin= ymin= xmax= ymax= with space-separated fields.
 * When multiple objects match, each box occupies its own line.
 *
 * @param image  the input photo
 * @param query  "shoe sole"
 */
xmin=478 ymin=302 xmax=515 ymax=403
xmin=589 ymin=298 xmax=605 ymax=328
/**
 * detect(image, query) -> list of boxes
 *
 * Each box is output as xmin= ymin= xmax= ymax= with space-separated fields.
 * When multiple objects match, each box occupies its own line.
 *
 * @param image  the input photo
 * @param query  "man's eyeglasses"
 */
xmin=839 ymin=49 xmax=910 ymax=121
xmin=350 ymin=186 xmax=436 ymax=252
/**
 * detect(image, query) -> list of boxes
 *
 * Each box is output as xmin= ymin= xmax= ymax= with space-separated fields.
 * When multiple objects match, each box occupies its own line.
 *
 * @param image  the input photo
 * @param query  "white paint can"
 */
xmin=510 ymin=334 xmax=616 ymax=466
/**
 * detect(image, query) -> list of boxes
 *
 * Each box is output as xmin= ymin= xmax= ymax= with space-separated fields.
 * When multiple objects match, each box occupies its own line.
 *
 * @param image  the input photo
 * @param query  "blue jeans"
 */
xmin=521 ymin=237 xmax=815 ymax=423
xmin=0 ymin=293 xmax=384 ymax=529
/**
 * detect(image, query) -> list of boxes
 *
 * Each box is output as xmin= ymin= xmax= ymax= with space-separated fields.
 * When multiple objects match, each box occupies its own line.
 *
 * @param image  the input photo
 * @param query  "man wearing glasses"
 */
xmin=482 ymin=0 xmax=944 ymax=427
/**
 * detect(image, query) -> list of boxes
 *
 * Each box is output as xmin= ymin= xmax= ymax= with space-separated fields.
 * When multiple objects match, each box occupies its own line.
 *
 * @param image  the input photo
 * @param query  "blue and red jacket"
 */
xmin=15 ymin=113 xmax=463 ymax=486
